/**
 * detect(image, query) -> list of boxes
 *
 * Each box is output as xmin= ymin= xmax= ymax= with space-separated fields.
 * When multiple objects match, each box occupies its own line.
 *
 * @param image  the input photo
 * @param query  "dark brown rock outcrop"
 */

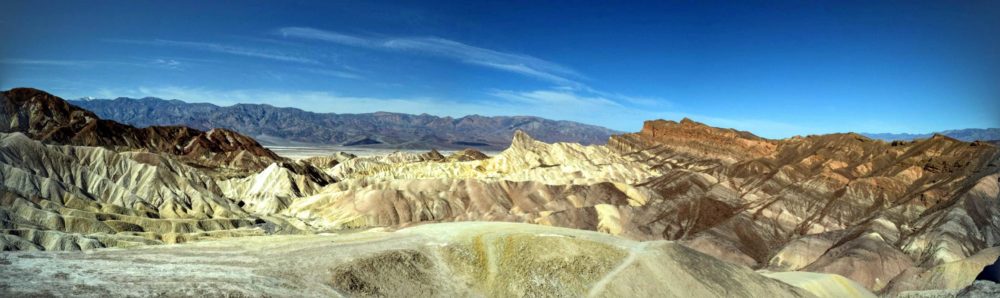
xmin=446 ymin=148 xmax=489 ymax=161
xmin=0 ymin=88 xmax=283 ymax=174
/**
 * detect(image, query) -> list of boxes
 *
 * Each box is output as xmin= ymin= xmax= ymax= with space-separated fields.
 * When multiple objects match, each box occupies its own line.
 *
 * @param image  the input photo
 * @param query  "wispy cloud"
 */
xmin=276 ymin=27 xmax=582 ymax=86
xmin=1 ymin=58 xmax=187 ymax=70
xmin=108 ymin=39 xmax=321 ymax=64
xmin=151 ymin=58 xmax=181 ymax=69
xmin=278 ymin=27 xmax=372 ymax=47
xmin=274 ymin=27 xmax=669 ymax=107
xmin=299 ymin=67 xmax=364 ymax=80
xmin=0 ymin=59 xmax=111 ymax=67
xmin=483 ymin=87 xmax=802 ymax=137
xmin=489 ymin=89 xmax=621 ymax=107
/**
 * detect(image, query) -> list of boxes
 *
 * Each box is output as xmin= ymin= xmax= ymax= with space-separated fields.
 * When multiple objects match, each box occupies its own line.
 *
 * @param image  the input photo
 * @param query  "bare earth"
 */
xmin=0 ymin=222 xmax=850 ymax=297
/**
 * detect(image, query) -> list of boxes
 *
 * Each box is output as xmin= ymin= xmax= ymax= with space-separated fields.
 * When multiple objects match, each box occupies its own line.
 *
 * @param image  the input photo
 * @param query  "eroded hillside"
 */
xmin=1 ymin=89 xmax=997 ymax=296
xmin=1 ymin=88 xmax=284 ymax=176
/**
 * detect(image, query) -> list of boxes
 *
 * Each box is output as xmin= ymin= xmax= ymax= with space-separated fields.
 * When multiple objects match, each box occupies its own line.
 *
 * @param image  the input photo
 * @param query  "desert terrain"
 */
xmin=1 ymin=88 xmax=998 ymax=297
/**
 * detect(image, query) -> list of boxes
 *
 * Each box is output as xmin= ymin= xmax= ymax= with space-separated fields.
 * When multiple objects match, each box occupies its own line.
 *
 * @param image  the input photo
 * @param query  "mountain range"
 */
xmin=69 ymin=96 xmax=999 ymax=150
xmin=70 ymin=96 xmax=619 ymax=150
xmin=862 ymin=129 xmax=1000 ymax=142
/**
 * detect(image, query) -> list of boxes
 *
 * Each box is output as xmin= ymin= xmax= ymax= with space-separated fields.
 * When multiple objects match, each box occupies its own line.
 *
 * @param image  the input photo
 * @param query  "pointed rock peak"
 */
xmin=924 ymin=133 xmax=963 ymax=144
xmin=679 ymin=117 xmax=699 ymax=125
xmin=511 ymin=130 xmax=538 ymax=147
xmin=260 ymin=162 xmax=285 ymax=175
xmin=423 ymin=149 xmax=445 ymax=161
xmin=205 ymin=128 xmax=220 ymax=139
xmin=852 ymin=133 xmax=874 ymax=142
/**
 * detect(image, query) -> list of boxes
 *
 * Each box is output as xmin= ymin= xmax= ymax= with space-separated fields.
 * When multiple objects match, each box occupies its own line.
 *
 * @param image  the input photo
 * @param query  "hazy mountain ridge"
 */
xmin=70 ymin=96 xmax=620 ymax=150
xmin=862 ymin=128 xmax=1000 ymax=142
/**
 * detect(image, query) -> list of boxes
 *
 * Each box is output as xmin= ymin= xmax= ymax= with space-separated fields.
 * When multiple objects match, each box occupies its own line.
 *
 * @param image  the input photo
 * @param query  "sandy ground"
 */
xmin=0 ymin=222 xmax=833 ymax=297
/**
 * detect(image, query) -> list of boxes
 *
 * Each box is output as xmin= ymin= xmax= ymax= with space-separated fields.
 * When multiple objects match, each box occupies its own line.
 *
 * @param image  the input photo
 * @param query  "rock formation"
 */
xmin=1 ymin=88 xmax=996 ymax=296
xmin=446 ymin=148 xmax=489 ymax=161
xmin=0 ymin=132 xmax=276 ymax=250
xmin=1 ymin=88 xmax=284 ymax=175
xmin=282 ymin=119 xmax=999 ymax=294
xmin=0 ymin=222 xmax=832 ymax=297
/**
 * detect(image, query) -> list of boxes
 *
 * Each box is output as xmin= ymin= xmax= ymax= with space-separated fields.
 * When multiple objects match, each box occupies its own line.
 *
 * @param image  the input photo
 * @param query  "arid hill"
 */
xmin=2 ymin=222 xmax=849 ymax=297
xmin=1 ymin=88 xmax=284 ymax=175
xmin=274 ymin=119 xmax=999 ymax=294
xmin=1 ymin=88 xmax=997 ymax=296
xmin=610 ymin=119 xmax=1000 ymax=294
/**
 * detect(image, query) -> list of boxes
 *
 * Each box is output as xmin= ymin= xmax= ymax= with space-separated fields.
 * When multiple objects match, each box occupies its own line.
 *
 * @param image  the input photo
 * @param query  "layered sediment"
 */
xmin=2 ymin=87 xmax=997 ymax=295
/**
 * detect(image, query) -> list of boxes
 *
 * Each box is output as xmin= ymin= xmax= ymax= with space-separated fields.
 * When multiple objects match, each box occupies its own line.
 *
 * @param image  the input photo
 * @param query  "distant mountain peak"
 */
xmin=511 ymin=129 xmax=539 ymax=148
xmin=862 ymin=128 xmax=1000 ymax=142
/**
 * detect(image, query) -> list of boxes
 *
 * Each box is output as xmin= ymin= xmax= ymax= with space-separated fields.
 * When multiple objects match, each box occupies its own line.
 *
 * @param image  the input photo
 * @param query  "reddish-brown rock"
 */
xmin=1 ymin=88 xmax=283 ymax=174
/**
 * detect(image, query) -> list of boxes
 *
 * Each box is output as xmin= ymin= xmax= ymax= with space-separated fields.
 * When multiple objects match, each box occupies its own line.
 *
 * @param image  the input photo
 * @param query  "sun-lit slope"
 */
xmin=330 ymin=131 xmax=660 ymax=184
xmin=763 ymin=271 xmax=876 ymax=298
xmin=217 ymin=161 xmax=336 ymax=214
xmin=0 ymin=132 xmax=287 ymax=250
xmin=295 ymin=119 xmax=1000 ymax=293
xmin=882 ymin=246 xmax=1000 ymax=296
xmin=283 ymin=178 xmax=652 ymax=231
xmin=278 ymin=130 xmax=673 ymax=231
xmin=1 ymin=91 xmax=995 ymax=296
xmin=0 ymin=133 xmax=238 ymax=218
xmin=0 ymin=222 xmax=824 ymax=297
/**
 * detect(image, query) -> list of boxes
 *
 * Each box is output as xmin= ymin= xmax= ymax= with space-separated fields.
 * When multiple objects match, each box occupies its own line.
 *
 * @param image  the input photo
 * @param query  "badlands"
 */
xmin=1 ymin=88 xmax=999 ymax=297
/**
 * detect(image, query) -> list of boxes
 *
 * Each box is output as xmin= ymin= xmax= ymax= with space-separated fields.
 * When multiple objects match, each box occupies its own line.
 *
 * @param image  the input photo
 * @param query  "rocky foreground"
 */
xmin=1 ymin=222 xmax=868 ymax=297
xmin=2 ymin=88 xmax=999 ymax=297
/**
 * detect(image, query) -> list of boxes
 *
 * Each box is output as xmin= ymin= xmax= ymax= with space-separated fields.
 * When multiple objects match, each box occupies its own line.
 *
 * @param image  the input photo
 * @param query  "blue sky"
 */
xmin=1 ymin=1 xmax=998 ymax=138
